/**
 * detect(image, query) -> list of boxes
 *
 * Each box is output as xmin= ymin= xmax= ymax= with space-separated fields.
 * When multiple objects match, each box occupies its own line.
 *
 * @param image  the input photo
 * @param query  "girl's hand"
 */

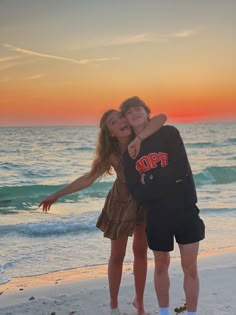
xmin=38 ymin=195 xmax=58 ymax=213
xmin=128 ymin=137 xmax=141 ymax=159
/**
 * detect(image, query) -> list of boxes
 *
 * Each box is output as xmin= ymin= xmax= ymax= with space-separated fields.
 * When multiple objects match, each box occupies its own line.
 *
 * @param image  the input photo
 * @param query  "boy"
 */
xmin=121 ymin=96 xmax=205 ymax=315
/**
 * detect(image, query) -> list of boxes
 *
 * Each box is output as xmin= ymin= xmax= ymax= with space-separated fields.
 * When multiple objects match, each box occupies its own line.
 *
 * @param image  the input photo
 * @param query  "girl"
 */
xmin=39 ymin=109 xmax=167 ymax=315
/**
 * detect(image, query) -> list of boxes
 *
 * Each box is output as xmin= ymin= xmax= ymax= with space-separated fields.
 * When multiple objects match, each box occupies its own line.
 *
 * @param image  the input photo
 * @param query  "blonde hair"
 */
xmin=89 ymin=110 xmax=121 ymax=177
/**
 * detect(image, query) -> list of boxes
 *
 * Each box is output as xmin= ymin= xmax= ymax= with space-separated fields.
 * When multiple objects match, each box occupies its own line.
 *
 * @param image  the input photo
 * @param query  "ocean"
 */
xmin=0 ymin=122 xmax=236 ymax=285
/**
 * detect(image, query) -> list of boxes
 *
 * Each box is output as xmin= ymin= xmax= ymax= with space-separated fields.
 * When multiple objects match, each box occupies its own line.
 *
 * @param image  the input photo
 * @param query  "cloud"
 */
xmin=0 ymin=55 xmax=21 ymax=62
xmin=106 ymin=33 xmax=163 ymax=46
xmin=174 ymin=27 xmax=203 ymax=38
xmin=0 ymin=58 xmax=36 ymax=72
xmin=4 ymin=44 xmax=120 ymax=65
xmin=24 ymin=73 xmax=46 ymax=80
xmin=102 ymin=27 xmax=203 ymax=46
xmin=0 ymin=61 xmax=24 ymax=71
xmin=103 ymin=33 xmax=167 ymax=46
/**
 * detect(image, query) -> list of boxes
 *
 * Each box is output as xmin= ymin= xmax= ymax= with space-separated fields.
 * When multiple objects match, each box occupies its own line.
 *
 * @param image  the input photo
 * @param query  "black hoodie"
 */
xmin=123 ymin=125 xmax=197 ymax=210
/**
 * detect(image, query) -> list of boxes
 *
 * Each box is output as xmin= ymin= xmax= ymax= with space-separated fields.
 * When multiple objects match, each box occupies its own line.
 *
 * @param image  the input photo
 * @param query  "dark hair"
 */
xmin=119 ymin=96 xmax=151 ymax=116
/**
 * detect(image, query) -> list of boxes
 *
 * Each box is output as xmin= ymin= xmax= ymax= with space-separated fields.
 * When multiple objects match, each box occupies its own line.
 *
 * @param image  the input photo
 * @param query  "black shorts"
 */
xmin=145 ymin=204 xmax=205 ymax=252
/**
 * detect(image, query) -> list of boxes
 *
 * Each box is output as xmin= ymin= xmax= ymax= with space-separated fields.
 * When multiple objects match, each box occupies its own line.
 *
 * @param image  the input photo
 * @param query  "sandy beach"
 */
xmin=0 ymin=248 xmax=235 ymax=315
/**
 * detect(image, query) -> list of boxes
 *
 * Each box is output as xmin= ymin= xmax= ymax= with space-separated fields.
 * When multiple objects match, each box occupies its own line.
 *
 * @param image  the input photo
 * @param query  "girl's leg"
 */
xmin=108 ymin=236 xmax=128 ymax=310
xmin=132 ymin=224 xmax=148 ymax=314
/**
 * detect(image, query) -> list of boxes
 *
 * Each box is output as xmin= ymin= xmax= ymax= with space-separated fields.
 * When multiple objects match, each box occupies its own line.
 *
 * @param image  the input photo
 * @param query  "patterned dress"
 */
xmin=96 ymin=161 xmax=145 ymax=240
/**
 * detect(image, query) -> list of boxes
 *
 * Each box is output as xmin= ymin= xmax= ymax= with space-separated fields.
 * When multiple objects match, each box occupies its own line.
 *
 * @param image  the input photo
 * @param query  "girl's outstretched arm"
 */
xmin=128 ymin=113 xmax=167 ymax=159
xmin=38 ymin=170 xmax=102 ymax=212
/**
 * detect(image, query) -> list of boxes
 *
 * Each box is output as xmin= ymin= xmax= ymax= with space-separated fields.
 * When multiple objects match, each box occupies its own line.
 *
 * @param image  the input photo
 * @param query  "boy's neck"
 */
xmin=133 ymin=122 xmax=148 ymax=135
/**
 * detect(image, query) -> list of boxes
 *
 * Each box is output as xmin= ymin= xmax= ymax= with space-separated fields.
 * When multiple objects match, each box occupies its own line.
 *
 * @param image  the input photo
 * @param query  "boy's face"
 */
xmin=124 ymin=106 xmax=149 ymax=128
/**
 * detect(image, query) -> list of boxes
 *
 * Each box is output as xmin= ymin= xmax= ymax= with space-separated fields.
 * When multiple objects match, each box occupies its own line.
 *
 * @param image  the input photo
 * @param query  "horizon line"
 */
xmin=1 ymin=119 xmax=235 ymax=128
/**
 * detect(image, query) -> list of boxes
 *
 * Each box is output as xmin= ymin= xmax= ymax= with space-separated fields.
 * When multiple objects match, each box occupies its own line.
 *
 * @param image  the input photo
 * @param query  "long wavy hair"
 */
xmin=90 ymin=109 xmax=122 ymax=177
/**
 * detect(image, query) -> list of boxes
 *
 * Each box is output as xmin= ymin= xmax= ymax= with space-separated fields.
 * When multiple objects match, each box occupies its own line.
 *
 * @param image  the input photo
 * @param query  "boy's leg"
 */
xmin=145 ymin=207 xmax=173 ymax=315
xmin=179 ymin=242 xmax=199 ymax=312
xmin=153 ymin=251 xmax=170 ymax=309
xmin=176 ymin=204 xmax=205 ymax=313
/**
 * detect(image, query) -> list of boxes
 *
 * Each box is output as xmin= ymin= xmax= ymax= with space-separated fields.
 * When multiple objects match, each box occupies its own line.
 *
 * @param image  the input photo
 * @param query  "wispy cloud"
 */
xmin=173 ymin=28 xmax=203 ymax=38
xmin=4 ymin=44 xmax=120 ymax=65
xmin=0 ymin=53 xmax=35 ymax=71
xmin=0 ymin=61 xmax=24 ymax=71
xmin=103 ymin=27 xmax=203 ymax=46
xmin=0 ymin=59 xmax=36 ymax=72
xmin=0 ymin=55 xmax=21 ymax=62
xmin=0 ymin=73 xmax=46 ymax=81
xmin=24 ymin=73 xmax=46 ymax=80
xmin=105 ymin=33 xmax=163 ymax=46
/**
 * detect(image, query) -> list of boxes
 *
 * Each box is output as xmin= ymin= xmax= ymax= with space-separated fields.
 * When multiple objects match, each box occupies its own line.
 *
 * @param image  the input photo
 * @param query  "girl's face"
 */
xmin=105 ymin=111 xmax=132 ymax=138
xmin=124 ymin=106 xmax=149 ymax=128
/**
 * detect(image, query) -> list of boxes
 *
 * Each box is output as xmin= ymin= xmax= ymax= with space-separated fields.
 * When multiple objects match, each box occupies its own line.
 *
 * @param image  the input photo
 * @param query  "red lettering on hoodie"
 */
xmin=135 ymin=152 xmax=168 ymax=174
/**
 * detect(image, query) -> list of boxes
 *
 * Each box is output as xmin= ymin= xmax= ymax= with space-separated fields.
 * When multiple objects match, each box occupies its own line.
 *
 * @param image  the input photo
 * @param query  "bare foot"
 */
xmin=110 ymin=307 xmax=120 ymax=315
xmin=132 ymin=299 xmax=148 ymax=315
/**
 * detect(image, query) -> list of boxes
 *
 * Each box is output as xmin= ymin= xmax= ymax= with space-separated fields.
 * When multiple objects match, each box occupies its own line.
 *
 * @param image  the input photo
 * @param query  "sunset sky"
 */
xmin=0 ymin=0 xmax=235 ymax=126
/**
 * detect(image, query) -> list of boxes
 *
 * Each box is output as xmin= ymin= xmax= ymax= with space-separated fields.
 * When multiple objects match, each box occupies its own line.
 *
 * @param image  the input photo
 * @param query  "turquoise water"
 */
xmin=0 ymin=123 xmax=236 ymax=284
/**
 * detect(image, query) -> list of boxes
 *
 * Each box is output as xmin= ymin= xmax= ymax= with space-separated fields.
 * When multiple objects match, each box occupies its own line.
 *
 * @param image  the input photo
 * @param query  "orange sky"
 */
xmin=0 ymin=1 xmax=235 ymax=125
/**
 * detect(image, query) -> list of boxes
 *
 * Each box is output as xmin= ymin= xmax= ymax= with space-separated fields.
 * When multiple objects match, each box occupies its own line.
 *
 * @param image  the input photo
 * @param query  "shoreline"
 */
xmin=1 ymin=245 xmax=236 ymax=294
xmin=0 ymin=248 xmax=235 ymax=314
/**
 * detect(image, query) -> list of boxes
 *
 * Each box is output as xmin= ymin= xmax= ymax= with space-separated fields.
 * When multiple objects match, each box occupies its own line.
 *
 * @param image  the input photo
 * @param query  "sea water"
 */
xmin=0 ymin=123 xmax=236 ymax=284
